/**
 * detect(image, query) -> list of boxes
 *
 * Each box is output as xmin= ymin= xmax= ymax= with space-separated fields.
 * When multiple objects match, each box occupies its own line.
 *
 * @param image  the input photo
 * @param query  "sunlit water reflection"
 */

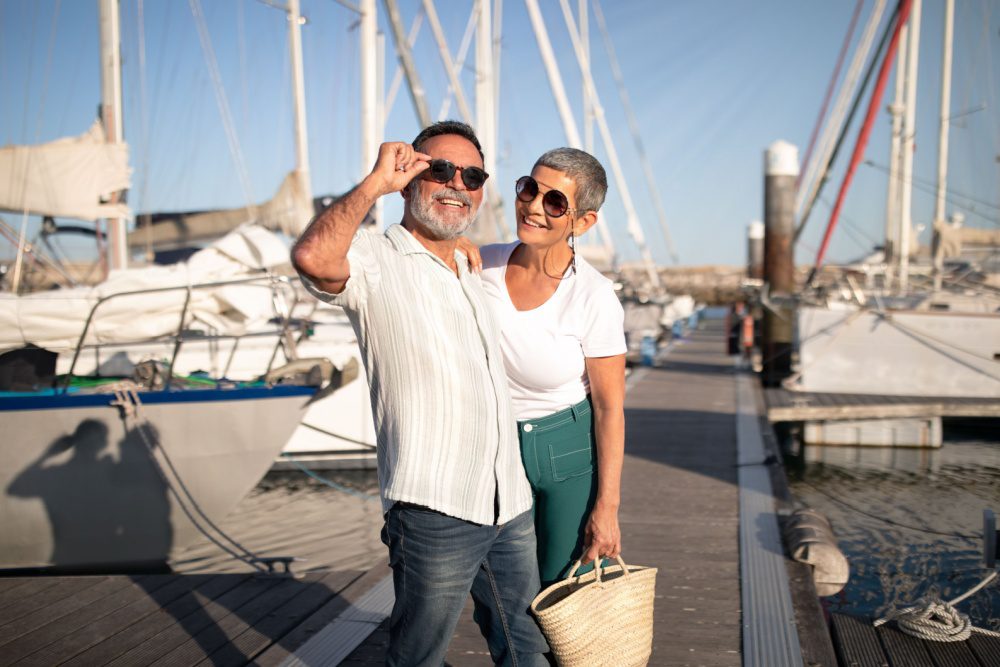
xmin=786 ymin=432 xmax=1000 ymax=631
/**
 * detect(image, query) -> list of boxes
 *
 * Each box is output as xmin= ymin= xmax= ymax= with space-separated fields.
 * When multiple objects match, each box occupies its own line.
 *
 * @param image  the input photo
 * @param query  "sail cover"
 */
xmin=0 ymin=224 xmax=292 ymax=356
xmin=131 ymin=170 xmax=313 ymax=249
xmin=0 ymin=121 xmax=131 ymax=221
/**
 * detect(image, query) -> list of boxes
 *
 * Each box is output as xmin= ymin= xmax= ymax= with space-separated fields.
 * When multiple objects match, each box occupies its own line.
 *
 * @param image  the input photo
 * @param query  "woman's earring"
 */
xmin=570 ymin=230 xmax=577 ymax=274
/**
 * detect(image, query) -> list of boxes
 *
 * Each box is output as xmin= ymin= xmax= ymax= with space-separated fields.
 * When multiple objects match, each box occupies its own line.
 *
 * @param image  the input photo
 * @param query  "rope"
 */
xmin=873 ymin=571 xmax=1000 ymax=641
xmin=282 ymin=455 xmax=378 ymax=501
xmin=109 ymin=382 xmax=287 ymax=574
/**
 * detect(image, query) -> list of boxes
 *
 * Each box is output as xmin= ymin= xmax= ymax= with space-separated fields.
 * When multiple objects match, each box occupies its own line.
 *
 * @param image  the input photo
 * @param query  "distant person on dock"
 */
xmin=461 ymin=147 xmax=627 ymax=588
xmin=291 ymin=121 xmax=547 ymax=666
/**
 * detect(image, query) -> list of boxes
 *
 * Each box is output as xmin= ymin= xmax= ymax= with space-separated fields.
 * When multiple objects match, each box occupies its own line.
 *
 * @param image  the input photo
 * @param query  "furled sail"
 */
xmin=0 ymin=224 xmax=292 ymax=356
xmin=0 ymin=121 xmax=131 ymax=221
xmin=131 ymin=170 xmax=313 ymax=250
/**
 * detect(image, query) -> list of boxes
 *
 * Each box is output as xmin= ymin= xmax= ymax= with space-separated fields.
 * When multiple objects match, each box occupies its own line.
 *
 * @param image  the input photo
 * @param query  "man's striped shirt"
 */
xmin=300 ymin=224 xmax=533 ymax=525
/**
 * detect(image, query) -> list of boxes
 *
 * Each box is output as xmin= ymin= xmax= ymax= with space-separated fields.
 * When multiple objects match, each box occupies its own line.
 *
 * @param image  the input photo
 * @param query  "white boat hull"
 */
xmin=1 ymin=385 xmax=312 ymax=570
xmin=797 ymin=305 xmax=1000 ymax=398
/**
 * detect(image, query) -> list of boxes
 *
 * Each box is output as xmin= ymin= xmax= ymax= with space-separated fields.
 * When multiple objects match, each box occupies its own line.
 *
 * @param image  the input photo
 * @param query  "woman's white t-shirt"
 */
xmin=479 ymin=242 xmax=627 ymax=420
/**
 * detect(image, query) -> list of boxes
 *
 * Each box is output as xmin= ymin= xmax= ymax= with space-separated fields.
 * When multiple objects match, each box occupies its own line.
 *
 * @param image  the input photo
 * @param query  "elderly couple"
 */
xmin=293 ymin=120 xmax=626 ymax=666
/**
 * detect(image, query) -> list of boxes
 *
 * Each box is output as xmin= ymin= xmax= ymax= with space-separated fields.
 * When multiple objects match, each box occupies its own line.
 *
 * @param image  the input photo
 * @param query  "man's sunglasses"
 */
xmin=422 ymin=159 xmax=489 ymax=191
xmin=515 ymin=175 xmax=576 ymax=218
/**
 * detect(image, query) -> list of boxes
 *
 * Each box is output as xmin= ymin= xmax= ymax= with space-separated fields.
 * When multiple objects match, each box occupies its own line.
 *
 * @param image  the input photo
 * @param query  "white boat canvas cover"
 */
xmin=0 ymin=121 xmax=131 ymax=221
xmin=130 ymin=170 xmax=313 ymax=249
xmin=0 ymin=224 xmax=292 ymax=356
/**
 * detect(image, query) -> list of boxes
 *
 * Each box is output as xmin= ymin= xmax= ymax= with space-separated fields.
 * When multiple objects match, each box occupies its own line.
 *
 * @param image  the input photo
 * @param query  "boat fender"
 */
xmin=782 ymin=508 xmax=850 ymax=596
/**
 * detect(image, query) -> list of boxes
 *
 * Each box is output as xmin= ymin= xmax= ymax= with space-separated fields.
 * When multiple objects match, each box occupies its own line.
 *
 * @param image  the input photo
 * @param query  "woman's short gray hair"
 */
xmin=534 ymin=147 xmax=608 ymax=214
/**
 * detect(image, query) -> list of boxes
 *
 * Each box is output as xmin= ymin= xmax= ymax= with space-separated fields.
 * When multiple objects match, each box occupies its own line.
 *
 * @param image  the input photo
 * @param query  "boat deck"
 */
xmin=0 ymin=320 xmax=840 ymax=666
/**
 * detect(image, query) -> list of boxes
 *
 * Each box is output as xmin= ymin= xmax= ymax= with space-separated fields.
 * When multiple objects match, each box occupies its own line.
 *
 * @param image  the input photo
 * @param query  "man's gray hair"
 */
xmin=534 ymin=147 xmax=608 ymax=214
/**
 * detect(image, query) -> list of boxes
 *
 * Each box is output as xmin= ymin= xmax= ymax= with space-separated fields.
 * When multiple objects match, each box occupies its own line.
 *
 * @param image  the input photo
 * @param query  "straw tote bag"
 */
xmin=530 ymin=556 xmax=657 ymax=666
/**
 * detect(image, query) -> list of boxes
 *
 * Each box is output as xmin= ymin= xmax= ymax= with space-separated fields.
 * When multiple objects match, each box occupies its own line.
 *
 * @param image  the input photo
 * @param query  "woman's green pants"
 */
xmin=517 ymin=396 xmax=600 ymax=588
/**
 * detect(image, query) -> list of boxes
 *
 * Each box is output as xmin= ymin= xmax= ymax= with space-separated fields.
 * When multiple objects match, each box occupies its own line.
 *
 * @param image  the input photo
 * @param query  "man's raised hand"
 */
xmin=371 ymin=142 xmax=431 ymax=195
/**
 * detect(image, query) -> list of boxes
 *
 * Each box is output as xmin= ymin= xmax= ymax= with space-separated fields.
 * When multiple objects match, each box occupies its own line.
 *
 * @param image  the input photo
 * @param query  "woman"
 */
xmin=465 ymin=147 xmax=626 ymax=587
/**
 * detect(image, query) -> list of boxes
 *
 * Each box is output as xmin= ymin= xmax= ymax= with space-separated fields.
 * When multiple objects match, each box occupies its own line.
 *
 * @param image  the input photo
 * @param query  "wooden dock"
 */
xmin=336 ymin=318 xmax=810 ymax=665
xmin=831 ymin=613 xmax=1000 ymax=667
xmin=765 ymin=386 xmax=1000 ymax=423
xmin=12 ymin=319 xmax=996 ymax=665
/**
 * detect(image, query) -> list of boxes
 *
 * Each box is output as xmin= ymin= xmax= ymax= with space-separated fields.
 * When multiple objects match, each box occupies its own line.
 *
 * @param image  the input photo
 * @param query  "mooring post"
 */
xmin=747 ymin=220 xmax=765 ymax=282
xmin=762 ymin=141 xmax=799 ymax=387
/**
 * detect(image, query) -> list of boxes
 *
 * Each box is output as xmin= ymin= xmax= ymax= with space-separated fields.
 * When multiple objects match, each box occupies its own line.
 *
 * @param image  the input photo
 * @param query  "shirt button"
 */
xmin=523 ymin=424 xmax=533 ymax=432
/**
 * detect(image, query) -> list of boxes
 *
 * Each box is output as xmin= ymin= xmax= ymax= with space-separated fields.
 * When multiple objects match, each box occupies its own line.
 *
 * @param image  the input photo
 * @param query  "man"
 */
xmin=292 ymin=121 xmax=547 ymax=666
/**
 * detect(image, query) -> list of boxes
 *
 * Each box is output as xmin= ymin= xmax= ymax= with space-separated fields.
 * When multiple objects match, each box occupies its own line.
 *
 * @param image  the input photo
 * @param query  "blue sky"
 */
xmin=2 ymin=0 xmax=998 ymax=267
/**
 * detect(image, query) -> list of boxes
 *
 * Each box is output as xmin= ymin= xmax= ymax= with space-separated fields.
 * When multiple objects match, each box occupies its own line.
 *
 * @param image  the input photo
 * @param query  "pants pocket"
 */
xmin=546 ymin=430 xmax=595 ymax=482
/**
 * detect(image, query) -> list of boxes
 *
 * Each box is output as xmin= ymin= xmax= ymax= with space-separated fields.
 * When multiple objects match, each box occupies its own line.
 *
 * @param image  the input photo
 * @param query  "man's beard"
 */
xmin=408 ymin=184 xmax=479 ymax=240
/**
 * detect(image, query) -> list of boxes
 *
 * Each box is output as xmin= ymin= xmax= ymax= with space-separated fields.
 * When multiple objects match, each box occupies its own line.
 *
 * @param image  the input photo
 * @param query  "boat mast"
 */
xmin=897 ymin=0 xmax=922 ymax=293
xmin=360 ymin=0 xmax=380 ymax=225
xmin=932 ymin=0 xmax=954 ymax=292
xmin=98 ymin=0 xmax=128 ymax=270
xmin=883 ymin=18 xmax=908 ymax=287
xmin=288 ymin=0 xmax=313 ymax=217
xmin=383 ymin=0 xmax=432 ymax=128
xmin=522 ymin=0 xmax=621 ymax=275
xmin=549 ymin=0 xmax=662 ymax=288
xmin=475 ymin=0 xmax=509 ymax=241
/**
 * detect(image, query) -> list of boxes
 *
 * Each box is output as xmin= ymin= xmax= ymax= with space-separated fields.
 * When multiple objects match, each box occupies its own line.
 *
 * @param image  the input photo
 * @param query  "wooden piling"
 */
xmin=762 ymin=141 xmax=799 ymax=387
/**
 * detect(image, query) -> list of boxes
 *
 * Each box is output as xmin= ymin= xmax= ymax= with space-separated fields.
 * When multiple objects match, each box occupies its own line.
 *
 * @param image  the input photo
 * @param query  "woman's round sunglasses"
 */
xmin=515 ymin=175 xmax=577 ymax=218
xmin=421 ymin=159 xmax=489 ymax=191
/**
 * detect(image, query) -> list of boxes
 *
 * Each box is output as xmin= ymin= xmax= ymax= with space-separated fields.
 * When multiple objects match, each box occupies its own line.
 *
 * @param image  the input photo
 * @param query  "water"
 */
xmin=785 ymin=428 xmax=1000 ymax=631
xmin=172 ymin=469 xmax=384 ymax=574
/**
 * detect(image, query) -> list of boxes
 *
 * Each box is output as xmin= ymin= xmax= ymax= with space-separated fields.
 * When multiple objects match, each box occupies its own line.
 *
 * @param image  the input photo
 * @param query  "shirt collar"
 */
xmin=385 ymin=223 xmax=469 ymax=276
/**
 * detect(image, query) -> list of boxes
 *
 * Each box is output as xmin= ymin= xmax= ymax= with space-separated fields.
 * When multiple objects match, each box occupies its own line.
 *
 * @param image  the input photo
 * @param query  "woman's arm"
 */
xmin=582 ymin=353 xmax=626 ymax=563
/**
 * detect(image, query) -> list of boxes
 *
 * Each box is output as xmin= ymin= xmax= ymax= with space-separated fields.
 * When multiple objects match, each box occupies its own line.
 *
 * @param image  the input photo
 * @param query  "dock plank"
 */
xmin=923 ymin=637 xmax=986 ymax=667
xmin=0 ymin=575 xmax=105 ymax=626
xmin=877 ymin=623 xmax=934 ymax=666
xmin=196 ymin=569 xmax=360 ymax=667
xmin=830 ymin=613 xmax=887 ymax=667
xmin=105 ymin=575 xmax=284 ymax=667
xmin=58 ymin=574 xmax=242 ymax=667
xmin=968 ymin=633 xmax=1000 ymax=665
xmin=0 ymin=577 xmax=62 ymax=612
xmin=148 ymin=573 xmax=326 ymax=666
xmin=765 ymin=386 xmax=1000 ymax=422
xmin=832 ymin=613 xmax=1000 ymax=667
xmin=0 ymin=576 xmax=129 ymax=649
xmin=253 ymin=566 xmax=383 ymax=667
xmin=0 ymin=575 xmax=171 ymax=666
xmin=15 ymin=574 xmax=216 ymax=667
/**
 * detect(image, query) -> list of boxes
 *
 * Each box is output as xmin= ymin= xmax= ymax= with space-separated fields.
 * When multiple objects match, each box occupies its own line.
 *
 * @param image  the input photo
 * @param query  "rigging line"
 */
xmin=281 ymin=455 xmax=378 ymax=500
xmin=188 ymin=0 xmax=259 ymax=216
xmin=11 ymin=0 xmax=60 ymax=295
xmin=798 ymin=0 xmax=865 ymax=192
xmin=862 ymin=160 xmax=1000 ymax=214
xmin=136 ymin=0 xmax=152 ymax=223
xmin=796 ymin=0 xmax=900 ymax=242
xmin=436 ymin=3 xmax=477 ymax=121
xmin=880 ymin=314 xmax=1000 ymax=375
xmin=0 ymin=218 xmax=70 ymax=281
xmin=797 ymin=0 xmax=889 ymax=221
xmin=816 ymin=195 xmax=880 ymax=246
xmin=591 ymin=0 xmax=678 ymax=265
xmin=797 ymin=479 xmax=978 ymax=540
xmin=809 ymin=0 xmax=913 ymax=283
xmin=384 ymin=8 xmax=424 ymax=124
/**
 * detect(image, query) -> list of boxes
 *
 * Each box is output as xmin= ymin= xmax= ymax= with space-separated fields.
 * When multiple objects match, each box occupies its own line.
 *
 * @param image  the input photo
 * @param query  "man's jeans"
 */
xmin=381 ymin=503 xmax=549 ymax=666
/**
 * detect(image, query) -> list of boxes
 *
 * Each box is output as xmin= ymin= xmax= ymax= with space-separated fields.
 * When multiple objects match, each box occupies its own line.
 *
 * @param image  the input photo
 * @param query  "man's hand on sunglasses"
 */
xmin=370 ymin=142 xmax=431 ymax=195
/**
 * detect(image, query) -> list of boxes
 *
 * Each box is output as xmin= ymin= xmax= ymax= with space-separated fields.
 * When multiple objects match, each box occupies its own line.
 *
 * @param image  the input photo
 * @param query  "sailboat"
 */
xmin=0 ymin=0 xmax=343 ymax=571
xmin=791 ymin=0 xmax=1000 ymax=401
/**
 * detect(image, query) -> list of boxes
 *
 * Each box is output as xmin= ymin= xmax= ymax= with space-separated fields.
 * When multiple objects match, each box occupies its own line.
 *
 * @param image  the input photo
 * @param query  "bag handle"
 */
xmin=565 ymin=555 xmax=629 ymax=584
